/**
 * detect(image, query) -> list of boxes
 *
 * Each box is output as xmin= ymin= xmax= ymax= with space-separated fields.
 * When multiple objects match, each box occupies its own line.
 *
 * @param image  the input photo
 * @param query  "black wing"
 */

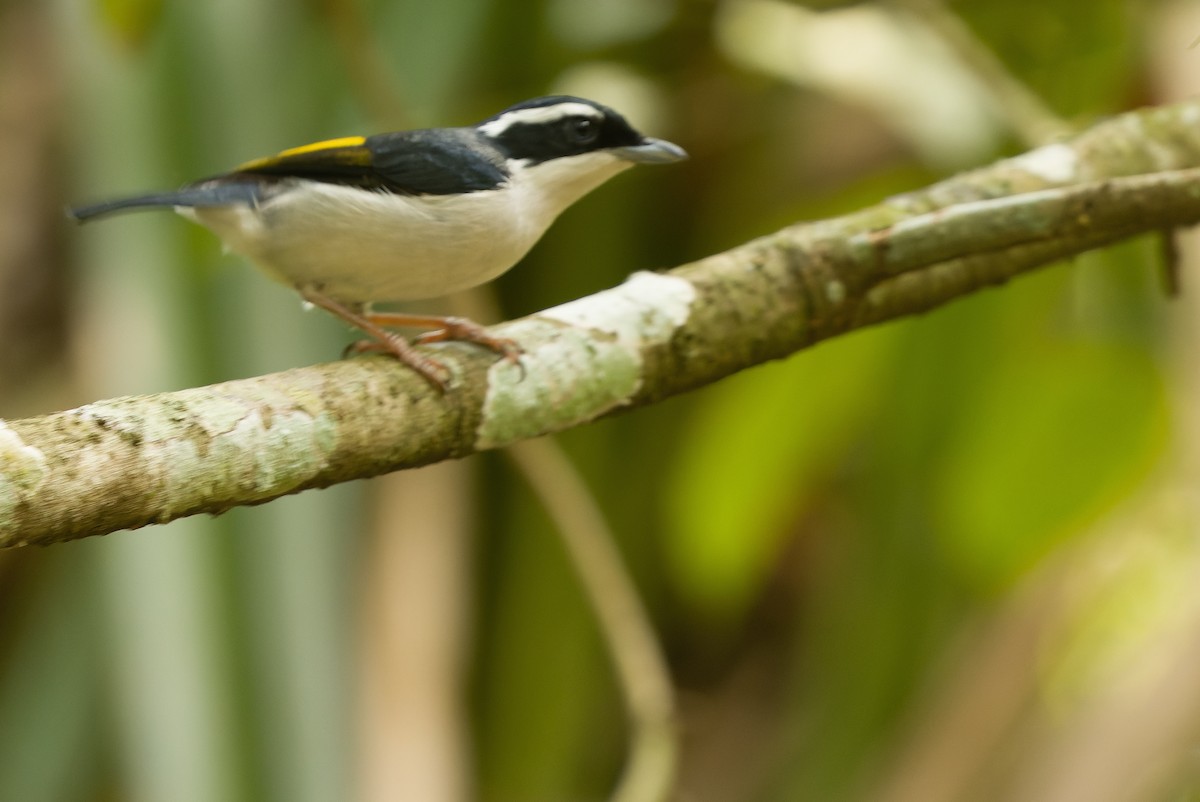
xmin=230 ymin=128 xmax=509 ymax=196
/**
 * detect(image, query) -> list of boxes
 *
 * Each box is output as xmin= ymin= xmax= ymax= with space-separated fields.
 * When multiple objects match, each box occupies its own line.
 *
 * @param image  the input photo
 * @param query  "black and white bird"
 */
xmin=70 ymin=95 xmax=687 ymax=389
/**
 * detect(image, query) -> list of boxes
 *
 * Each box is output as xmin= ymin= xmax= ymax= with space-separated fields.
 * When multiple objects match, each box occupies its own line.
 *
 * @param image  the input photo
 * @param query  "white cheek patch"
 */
xmin=479 ymin=102 xmax=603 ymax=138
xmin=505 ymin=151 xmax=630 ymax=227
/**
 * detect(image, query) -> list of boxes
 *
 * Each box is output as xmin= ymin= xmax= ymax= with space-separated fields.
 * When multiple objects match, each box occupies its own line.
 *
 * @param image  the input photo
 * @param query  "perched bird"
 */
xmin=70 ymin=95 xmax=687 ymax=389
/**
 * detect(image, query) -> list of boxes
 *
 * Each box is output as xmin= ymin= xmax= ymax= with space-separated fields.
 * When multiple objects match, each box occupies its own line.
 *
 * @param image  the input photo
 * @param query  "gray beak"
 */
xmin=611 ymin=137 xmax=688 ymax=164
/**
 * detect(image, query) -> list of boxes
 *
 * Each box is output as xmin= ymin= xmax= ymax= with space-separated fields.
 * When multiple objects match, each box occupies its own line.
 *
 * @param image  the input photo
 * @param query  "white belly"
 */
xmin=182 ymin=152 xmax=632 ymax=304
xmin=184 ymin=180 xmax=543 ymax=303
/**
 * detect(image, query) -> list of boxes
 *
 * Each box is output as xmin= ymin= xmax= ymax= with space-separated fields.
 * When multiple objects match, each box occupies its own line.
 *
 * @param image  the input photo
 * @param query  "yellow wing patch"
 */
xmin=276 ymin=136 xmax=367 ymax=158
xmin=236 ymin=136 xmax=369 ymax=172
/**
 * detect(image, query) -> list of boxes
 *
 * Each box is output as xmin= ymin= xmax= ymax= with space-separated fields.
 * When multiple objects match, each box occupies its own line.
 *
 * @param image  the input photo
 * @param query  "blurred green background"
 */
xmin=3 ymin=0 xmax=1200 ymax=800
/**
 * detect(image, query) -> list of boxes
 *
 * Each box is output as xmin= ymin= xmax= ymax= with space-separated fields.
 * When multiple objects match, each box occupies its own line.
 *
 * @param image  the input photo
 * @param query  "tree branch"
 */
xmin=6 ymin=100 xmax=1200 ymax=547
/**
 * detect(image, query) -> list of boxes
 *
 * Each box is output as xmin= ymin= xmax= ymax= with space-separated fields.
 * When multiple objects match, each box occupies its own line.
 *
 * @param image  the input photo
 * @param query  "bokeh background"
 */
xmin=4 ymin=0 xmax=1200 ymax=800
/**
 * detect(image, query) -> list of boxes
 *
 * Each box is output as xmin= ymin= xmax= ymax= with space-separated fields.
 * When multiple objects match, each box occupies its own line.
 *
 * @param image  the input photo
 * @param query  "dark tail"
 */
xmin=68 ymin=181 xmax=263 ymax=222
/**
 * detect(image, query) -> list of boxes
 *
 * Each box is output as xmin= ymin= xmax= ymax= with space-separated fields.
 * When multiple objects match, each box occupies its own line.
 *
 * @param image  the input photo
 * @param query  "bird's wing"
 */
xmin=229 ymin=129 xmax=508 ymax=196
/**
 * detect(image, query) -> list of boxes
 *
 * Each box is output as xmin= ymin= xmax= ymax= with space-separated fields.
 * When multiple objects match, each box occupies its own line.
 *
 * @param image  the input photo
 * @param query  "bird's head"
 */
xmin=478 ymin=95 xmax=687 ymax=166
xmin=475 ymin=95 xmax=686 ymax=214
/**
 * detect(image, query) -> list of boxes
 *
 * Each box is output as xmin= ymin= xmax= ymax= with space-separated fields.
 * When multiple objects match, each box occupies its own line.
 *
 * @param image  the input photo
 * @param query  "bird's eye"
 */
xmin=565 ymin=117 xmax=599 ymax=145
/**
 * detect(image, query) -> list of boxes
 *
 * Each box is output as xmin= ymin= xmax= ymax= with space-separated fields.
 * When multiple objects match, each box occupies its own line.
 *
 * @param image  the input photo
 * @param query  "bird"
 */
xmin=69 ymin=95 xmax=687 ymax=390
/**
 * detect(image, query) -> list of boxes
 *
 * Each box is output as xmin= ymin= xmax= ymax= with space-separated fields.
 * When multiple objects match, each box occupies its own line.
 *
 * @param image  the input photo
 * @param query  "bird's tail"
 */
xmin=68 ymin=181 xmax=263 ymax=222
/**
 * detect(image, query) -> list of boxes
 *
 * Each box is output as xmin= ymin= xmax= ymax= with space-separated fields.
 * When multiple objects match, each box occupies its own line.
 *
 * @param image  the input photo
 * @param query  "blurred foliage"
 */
xmin=98 ymin=0 xmax=164 ymax=47
xmin=955 ymin=0 xmax=1141 ymax=116
xmin=0 ymin=0 xmax=1195 ymax=800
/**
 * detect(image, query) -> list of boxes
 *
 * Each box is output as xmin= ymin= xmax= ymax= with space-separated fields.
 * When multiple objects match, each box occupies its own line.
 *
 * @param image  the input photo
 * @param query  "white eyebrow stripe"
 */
xmin=478 ymin=102 xmax=602 ymax=137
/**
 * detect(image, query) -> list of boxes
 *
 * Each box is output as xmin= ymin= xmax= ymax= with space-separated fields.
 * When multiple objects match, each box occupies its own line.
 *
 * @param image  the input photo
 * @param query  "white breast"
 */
xmin=183 ymin=150 xmax=633 ymax=305
xmin=186 ymin=182 xmax=535 ymax=303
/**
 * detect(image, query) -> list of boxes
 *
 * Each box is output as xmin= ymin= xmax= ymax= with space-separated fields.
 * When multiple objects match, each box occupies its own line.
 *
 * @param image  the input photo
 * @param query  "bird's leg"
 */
xmin=298 ymin=286 xmax=450 ymax=391
xmin=365 ymin=312 xmax=523 ymax=365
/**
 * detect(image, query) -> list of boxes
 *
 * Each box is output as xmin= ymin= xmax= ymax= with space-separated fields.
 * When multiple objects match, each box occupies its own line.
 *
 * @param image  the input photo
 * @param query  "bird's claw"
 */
xmin=345 ymin=336 xmax=452 ymax=392
xmin=413 ymin=317 xmax=526 ymax=379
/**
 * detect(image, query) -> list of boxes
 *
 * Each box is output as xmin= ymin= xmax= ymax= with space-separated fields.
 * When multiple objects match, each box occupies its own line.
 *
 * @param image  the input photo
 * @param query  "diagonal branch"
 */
xmin=6 ymin=100 xmax=1200 ymax=548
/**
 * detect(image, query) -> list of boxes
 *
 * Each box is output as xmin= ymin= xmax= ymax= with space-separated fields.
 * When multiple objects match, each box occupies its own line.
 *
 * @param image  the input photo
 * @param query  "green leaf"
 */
xmin=97 ymin=0 xmax=164 ymax=47
xmin=663 ymin=327 xmax=896 ymax=625
xmin=935 ymin=340 xmax=1168 ymax=590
